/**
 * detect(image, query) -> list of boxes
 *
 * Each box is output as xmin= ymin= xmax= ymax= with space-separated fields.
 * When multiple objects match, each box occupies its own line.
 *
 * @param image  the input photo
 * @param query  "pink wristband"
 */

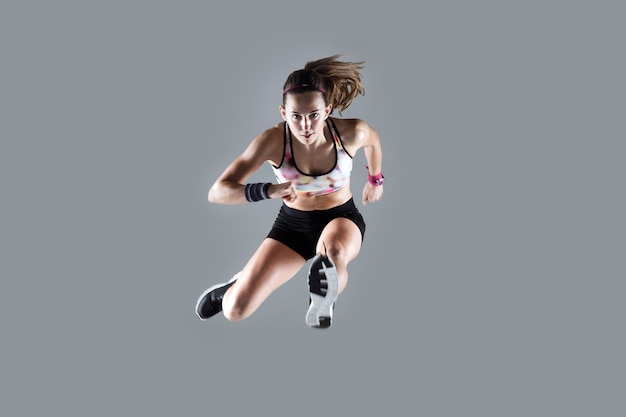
xmin=366 ymin=166 xmax=384 ymax=186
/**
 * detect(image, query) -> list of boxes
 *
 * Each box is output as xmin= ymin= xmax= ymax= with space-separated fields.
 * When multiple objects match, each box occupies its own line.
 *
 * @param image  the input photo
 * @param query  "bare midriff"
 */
xmin=285 ymin=181 xmax=353 ymax=211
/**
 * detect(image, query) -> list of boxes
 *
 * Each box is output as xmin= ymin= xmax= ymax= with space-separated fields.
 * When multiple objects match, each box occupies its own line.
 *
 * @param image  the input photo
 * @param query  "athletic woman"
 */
xmin=195 ymin=55 xmax=384 ymax=328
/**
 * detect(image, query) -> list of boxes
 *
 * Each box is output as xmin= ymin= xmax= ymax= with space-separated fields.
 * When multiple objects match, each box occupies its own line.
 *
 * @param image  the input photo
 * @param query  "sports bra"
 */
xmin=271 ymin=119 xmax=353 ymax=197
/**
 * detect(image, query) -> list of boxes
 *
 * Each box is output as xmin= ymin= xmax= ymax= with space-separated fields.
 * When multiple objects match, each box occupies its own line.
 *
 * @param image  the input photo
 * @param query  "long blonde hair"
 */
xmin=282 ymin=55 xmax=365 ymax=114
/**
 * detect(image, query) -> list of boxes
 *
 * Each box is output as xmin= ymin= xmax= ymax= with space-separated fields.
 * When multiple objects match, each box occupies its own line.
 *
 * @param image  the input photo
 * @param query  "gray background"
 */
xmin=2 ymin=1 xmax=624 ymax=416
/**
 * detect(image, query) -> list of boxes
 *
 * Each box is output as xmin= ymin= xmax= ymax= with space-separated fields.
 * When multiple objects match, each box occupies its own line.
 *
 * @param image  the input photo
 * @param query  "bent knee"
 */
xmin=222 ymin=292 xmax=256 ymax=322
xmin=222 ymin=302 xmax=248 ymax=322
xmin=323 ymin=244 xmax=349 ymax=264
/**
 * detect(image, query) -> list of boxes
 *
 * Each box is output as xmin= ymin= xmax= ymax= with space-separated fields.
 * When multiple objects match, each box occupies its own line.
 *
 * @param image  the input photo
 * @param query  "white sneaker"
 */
xmin=305 ymin=255 xmax=339 ymax=328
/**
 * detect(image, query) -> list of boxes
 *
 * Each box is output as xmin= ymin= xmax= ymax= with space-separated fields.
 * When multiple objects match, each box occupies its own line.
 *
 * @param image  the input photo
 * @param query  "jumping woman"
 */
xmin=195 ymin=55 xmax=384 ymax=328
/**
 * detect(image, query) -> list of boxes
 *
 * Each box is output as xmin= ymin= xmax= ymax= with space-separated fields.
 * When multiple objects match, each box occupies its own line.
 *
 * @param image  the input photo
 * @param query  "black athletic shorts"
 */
xmin=267 ymin=198 xmax=366 ymax=260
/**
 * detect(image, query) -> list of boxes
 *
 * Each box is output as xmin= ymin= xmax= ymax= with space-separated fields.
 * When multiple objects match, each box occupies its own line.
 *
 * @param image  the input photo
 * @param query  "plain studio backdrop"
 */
xmin=1 ymin=1 xmax=624 ymax=416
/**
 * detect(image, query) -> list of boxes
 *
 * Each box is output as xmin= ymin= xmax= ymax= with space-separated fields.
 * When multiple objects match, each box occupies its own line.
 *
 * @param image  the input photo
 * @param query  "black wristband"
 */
xmin=261 ymin=182 xmax=271 ymax=199
xmin=245 ymin=183 xmax=272 ymax=202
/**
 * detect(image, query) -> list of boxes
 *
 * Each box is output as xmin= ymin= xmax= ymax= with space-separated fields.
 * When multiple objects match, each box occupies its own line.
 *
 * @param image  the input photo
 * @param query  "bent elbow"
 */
xmin=207 ymin=181 xmax=241 ymax=204
xmin=207 ymin=185 xmax=219 ymax=203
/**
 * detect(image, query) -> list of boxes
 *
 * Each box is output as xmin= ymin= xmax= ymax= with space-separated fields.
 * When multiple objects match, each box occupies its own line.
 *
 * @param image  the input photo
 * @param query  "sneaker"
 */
xmin=195 ymin=273 xmax=239 ymax=320
xmin=306 ymin=254 xmax=339 ymax=328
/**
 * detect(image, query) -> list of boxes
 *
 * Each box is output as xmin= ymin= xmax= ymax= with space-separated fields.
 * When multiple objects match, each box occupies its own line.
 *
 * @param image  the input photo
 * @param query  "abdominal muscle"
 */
xmin=284 ymin=180 xmax=353 ymax=211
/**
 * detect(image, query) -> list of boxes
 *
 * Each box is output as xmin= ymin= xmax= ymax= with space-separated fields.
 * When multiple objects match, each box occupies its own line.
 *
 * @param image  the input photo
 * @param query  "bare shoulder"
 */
xmin=330 ymin=117 xmax=377 ymax=151
xmin=246 ymin=122 xmax=285 ymax=165
xmin=216 ymin=122 xmax=285 ymax=184
xmin=255 ymin=121 xmax=284 ymax=145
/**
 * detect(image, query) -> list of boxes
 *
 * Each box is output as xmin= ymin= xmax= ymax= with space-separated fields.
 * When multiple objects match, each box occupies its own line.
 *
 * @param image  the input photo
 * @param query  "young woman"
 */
xmin=195 ymin=55 xmax=384 ymax=328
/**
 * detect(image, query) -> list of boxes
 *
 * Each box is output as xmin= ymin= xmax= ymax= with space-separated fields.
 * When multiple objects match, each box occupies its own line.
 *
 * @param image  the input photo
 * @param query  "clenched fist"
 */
xmin=269 ymin=182 xmax=298 ymax=203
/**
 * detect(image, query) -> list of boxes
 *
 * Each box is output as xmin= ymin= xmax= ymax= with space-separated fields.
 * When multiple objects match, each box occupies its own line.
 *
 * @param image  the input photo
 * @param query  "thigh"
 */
xmin=227 ymin=238 xmax=307 ymax=311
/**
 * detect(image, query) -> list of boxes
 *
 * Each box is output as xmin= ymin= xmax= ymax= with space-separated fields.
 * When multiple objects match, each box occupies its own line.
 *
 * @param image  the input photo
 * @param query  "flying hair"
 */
xmin=282 ymin=55 xmax=365 ymax=115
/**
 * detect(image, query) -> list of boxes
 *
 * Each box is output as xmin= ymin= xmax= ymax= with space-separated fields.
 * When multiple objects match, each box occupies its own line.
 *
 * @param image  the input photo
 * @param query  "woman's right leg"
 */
xmin=222 ymin=238 xmax=306 ymax=322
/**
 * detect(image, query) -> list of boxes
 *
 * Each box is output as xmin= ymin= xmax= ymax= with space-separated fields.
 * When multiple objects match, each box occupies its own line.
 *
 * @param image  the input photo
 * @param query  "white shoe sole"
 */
xmin=306 ymin=256 xmax=339 ymax=328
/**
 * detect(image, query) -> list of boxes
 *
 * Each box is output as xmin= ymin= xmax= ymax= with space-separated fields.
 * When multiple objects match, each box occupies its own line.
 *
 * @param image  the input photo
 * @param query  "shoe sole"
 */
xmin=195 ymin=273 xmax=239 ymax=320
xmin=306 ymin=255 xmax=339 ymax=328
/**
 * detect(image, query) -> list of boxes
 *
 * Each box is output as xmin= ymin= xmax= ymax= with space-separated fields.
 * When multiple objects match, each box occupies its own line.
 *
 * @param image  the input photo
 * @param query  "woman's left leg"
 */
xmin=315 ymin=217 xmax=363 ymax=294
xmin=305 ymin=217 xmax=363 ymax=328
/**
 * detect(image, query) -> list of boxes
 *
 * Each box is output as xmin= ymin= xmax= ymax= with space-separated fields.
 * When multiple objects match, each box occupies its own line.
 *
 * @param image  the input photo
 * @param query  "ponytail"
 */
xmin=282 ymin=55 xmax=365 ymax=114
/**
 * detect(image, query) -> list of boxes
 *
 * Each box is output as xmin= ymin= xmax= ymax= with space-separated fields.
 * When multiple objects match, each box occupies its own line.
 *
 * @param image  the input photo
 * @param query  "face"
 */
xmin=280 ymin=91 xmax=332 ymax=145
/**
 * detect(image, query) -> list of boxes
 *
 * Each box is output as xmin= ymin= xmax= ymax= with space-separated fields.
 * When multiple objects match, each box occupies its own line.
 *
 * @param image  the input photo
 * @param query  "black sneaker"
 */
xmin=306 ymin=254 xmax=339 ymax=328
xmin=195 ymin=273 xmax=239 ymax=320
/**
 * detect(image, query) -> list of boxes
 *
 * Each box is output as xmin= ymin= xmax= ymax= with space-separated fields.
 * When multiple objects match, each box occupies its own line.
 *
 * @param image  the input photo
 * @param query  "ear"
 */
xmin=279 ymin=105 xmax=287 ymax=121
xmin=324 ymin=103 xmax=333 ymax=119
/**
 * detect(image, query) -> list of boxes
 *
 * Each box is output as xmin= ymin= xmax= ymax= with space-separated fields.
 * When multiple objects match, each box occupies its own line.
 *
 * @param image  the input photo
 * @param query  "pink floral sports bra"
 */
xmin=271 ymin=119 xmax=353 ymax=197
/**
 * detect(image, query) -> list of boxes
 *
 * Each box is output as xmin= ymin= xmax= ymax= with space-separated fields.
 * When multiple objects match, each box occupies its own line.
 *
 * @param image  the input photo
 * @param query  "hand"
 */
xmin=362 ymin=182 xmax=383 ymax=205
xmin=269 ymin=182 xmax=298 ymax=203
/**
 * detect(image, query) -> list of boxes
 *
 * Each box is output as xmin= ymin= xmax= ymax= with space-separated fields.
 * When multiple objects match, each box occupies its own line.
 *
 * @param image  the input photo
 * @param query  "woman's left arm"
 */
xmin=356 ymin=120 xmax=384 ymax=205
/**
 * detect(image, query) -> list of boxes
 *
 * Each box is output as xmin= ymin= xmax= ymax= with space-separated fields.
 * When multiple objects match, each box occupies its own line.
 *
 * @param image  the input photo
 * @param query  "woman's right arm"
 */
xmin=208 ymin=127 xmax=297 ymax=204
xmin=208 ymin=129 xmax=275 ymax=204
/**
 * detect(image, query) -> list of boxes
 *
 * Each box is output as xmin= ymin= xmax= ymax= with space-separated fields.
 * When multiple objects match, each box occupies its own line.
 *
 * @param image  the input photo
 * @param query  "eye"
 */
xmin=310 ymin=113 xmax=319 ymax=119
xmin=291 ymin=114 xmax=301 ymax=120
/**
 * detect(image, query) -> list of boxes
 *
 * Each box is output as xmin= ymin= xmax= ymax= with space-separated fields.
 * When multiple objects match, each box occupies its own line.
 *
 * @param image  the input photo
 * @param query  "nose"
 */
xmin=300 ymin=117 xmax=311 ymax=130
